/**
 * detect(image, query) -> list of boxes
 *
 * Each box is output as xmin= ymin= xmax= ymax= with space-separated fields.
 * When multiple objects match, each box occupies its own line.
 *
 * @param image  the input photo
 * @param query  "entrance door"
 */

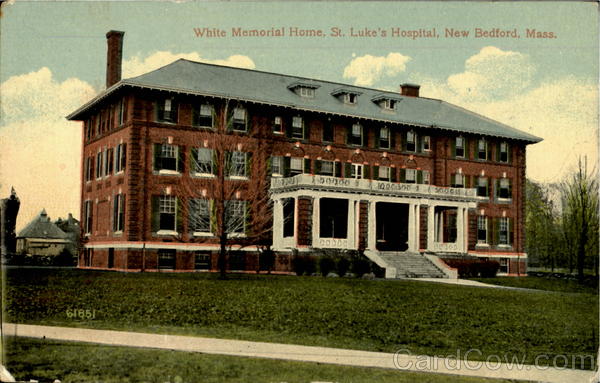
xmin=376 ymin=202 xmax=408 ymax=251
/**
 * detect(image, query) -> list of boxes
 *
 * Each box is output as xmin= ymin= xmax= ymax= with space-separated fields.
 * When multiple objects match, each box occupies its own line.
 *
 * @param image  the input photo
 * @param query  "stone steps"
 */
xmin=366 ymin=251 xmax=448 ymax=279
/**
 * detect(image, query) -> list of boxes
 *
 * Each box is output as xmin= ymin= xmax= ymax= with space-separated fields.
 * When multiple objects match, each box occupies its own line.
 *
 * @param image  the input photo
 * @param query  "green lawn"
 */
xmin=3 ymin=268 xmax=598 ymax=369
xmin=472 ymin=275 xmax=598 ymax=294
xmin=3 ymin=337 xmax=521 ymax=383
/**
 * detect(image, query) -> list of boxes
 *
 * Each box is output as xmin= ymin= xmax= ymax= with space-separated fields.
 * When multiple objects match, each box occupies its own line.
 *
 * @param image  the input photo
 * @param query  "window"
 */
xmin=232 ymin=107 xmax=247 ymax=132
xmin=477 ymin=216 xmax=488 ymax=244
xmin=118 ymin=99 xmax=125 ymax=126
xmin=84 ymin=200 xmax=93 ymax=234
xmin=455 ymin=136 xmax=465 ymax=158
xmin=157 ymin=98 xmax=177 ymax=123
xmin=85 ymin=157 xmax=94 ymax=182
xmin=226 ymin=200 xmax=246 ymax=234
xmin=114 ymin=143 xmax=127 ymax=173
xmin=379 ymin=127 xmax=390 ymax=149
xmin=158 ymin=249 xmax=176 ymax=270
xmin=478 ymin=139 xmax=488 ymax=160
xmin=349 ymin=123 xmax=363 ymax=146
xmin=106 ymin=148 xmax=114 ymax=175
xmin=292 ymin=116 xmax=304 ymax=139
xmin=422 ymin=136 xmax=431 ymax=151
xmin=499 ymin=217 xmax=510 ymax=245
xmin=499 ymin=258 xmax=509 ymax=274
xmin=319 ymin=160 xmax=335 ymax=176
xmin=156 ymin=144 xmax=179 ymax=173
xmin=271 ymin=156 xmax=284 ymax=177
xmin=283 ymin=198 xmax=295 ymax=238
xmin=159 ymin=195 xmax=177 ymax=233
xmin=477 ymin=177 xmax=489 ymax=198
xmin=319 ymin=198 xmax=348 ymax=238
xmin=344 ymin=93 xmax=357 ymax=104
xmin=189 ymin=198 xmax=211 ymax=234
xmin=382 ymin=99 xmax=396 ymax=110
xmin=194 ymin=104 xmax=213 ymax=128
xmin=351 ymin=163 xmax=363 ymax=179
xmin=405 ymin=169 xmax=416 ymax=184
xmin=322 ymin=121 xmax=334 ymax=142
xmin=452 ymin=173 xmax=464 ymax=188
xmin=194 ymin=251 xmax=211 ymax=270
xmin=406 ymin=131 xmax=416 ymax=152
xmin=499 ymin=142 xmax=509 ymax=163
xmin=229 ymin=151 xmax=248 ymax=178
xmin=422 ymin=170 xmax=430 ymax=184
xmin=272 ymin=116 xmax=283 ymax=134
xmin=498 ymin=178 xmax=511 ymax=200
xmin=193 ymin=148 xmax=213 ymax=175
xmin=113 ymin=194 xmax=125 ymax=232
xmin=290 ymin=157 xmax=303 ymax=176
xmin=96 ymin=151 xmax=102 ymax=179
xmin=378 ymin=166 xmax=391 ymax=181
xmin=299 ymin=87 xmax=315 ymax=98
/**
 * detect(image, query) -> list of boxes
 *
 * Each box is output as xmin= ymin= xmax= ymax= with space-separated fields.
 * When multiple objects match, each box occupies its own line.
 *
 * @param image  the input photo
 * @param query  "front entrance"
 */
xmin=376 ymin=202 xmax=408 ymax=251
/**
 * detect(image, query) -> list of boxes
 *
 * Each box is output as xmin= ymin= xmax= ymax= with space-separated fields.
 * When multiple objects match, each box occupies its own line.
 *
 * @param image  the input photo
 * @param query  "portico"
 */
xmin=270 ymin=174 xmax=478 ymax=254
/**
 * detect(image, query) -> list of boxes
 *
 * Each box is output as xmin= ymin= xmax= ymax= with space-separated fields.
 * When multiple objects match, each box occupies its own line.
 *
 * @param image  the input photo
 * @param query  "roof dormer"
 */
xmin=331 ymin=88 xmax=362 ymax=105
xmin=287 ymin=81 xmax=320 ymax=98
xmin=371 ymin=94 xmax=401 ymax=111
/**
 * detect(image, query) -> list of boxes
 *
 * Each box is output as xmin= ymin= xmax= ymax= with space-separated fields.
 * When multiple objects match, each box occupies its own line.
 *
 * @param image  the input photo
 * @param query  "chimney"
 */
xmin=400 ymin=83 xmax=420 ymax=97
xmin=106 ymin=30 xmax=125 ymax=88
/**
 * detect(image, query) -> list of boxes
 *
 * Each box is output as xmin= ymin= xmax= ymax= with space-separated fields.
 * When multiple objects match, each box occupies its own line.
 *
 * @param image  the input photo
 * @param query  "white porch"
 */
xmin=270 ymin=175 xmax=478 ymax=254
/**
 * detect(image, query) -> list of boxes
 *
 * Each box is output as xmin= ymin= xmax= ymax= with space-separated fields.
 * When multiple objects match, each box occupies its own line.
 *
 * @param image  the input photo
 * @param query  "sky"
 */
xmin=0 ymin=1 xmax=598 ymax=231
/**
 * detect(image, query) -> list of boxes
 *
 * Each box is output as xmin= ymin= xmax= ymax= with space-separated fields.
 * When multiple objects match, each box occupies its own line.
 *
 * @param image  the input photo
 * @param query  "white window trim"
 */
xmin=422 ymin=136 xmax=431 ymax=152
xmin=157 ymin=229 xmax=179 ymax=236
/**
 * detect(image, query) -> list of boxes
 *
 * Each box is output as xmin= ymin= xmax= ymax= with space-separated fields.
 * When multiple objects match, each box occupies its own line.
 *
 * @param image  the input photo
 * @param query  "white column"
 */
xmin=346 ymin=197 xmax=356 ymax=250
xmin=312 ymin=197 xmax=320 ymax=248
xmin=415 ymin=203 xmax=421 ymax=252
xmin=273 ymin=199 xmax=283 ymax=250
xmin=456 ymin=206 xmax=464 ymax=250
xmin=407 ymin=203 xmax=416 ymax=252
xmin=427 ymin=204 xmax=435 ymax=250
xmin=437 ymin=209 xmax=444 ymax=243
xmin=368 ymin=201 xmax=377 ymax=250
xmin=463 ymin=207 xmax=469 ymax=253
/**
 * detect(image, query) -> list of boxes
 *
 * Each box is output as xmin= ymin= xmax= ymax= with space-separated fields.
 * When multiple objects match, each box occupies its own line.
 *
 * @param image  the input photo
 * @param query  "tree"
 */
xmin=525 ymin=179 xmax=561 ymax=270
xmin=180 ymin=100 xmax=274 ymax=278
xmin=560 ymin=156 xmax=599 ymax=281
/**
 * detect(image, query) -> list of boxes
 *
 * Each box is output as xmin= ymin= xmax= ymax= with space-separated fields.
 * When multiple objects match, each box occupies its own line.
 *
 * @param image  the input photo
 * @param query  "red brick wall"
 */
xmin=78 ymin=89 xmax=529 ymax=271
xmin=297 ymin=197 xmax=313 ymax=246
xmin=358 ymin=201 xmax=369 ymax=250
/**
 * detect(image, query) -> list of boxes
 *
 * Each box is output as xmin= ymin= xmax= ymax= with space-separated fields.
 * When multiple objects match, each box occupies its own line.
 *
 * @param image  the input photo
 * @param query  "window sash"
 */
xmin=321 ymin=161 xmax=334 ymax=176
xmin=195 ymin=148 xmax=213 ymax=174
xmin=272 ymin=156 xmax=283 ymax=175
xmin=292 ymin=116 xmax=304 ymax=138
xmin=455 ymin=173 xmax=464 ymax=187
xmin=273 ymin=116 xmax=283 ymax=133
xmin=230 ymin=152 xmax=247 ymax=177
xmin=290 ymin=157 xmax=303 ymax=175
xmin=190 ymin=199 xmax=211 ymax=233
xmin=422 ymin=136 xmax=431 ymax=151
xmin=379 ymin=166 xmax=390 ymax=180
xmin=226 ymin=200 xmax=246 ymax=234
xmin=405 ymin=169 xmax=416 ymax=183
xmin=351 ymin=164 xmax=363 ymax=179
xmin=477 ymin=216 xmax=487 ymax=243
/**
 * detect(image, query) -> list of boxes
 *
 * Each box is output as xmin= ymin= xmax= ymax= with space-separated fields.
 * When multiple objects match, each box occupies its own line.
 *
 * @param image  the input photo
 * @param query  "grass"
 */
xmin=3 ymin=268 xmax=598 ymax=369
xmin=3 ymin=337 xmax=522 ymax=383
xmin=472 ymin=275 xmax=599 ymax=294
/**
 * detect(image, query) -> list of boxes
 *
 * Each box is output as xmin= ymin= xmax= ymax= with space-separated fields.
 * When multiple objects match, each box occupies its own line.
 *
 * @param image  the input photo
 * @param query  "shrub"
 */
xmin=258 ymin=248 xmax=275 ymax=273
xmin=336 ymin=257 xmax=350 ymax=277
xmin=350 ymin=254 xmax=371 ymax=278
xmin=292 ymin=255 xmax=317 ymax=276
xmin=318 ymin=256 xmax=335 ymax=277
xmin=442 ymin=258 xmax=500 ymax=278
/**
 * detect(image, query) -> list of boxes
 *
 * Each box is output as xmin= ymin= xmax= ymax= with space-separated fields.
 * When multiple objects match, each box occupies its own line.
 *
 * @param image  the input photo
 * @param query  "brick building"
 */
xmin=67 ymin=31 xmax=541 ymax=276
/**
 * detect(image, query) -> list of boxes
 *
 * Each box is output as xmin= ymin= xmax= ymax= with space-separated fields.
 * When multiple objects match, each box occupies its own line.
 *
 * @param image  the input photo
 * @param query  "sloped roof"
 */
xmin=68 ymin=59 xmax=542 ymax=144
xmin=17 ymin=209 xmax=69 ymax=240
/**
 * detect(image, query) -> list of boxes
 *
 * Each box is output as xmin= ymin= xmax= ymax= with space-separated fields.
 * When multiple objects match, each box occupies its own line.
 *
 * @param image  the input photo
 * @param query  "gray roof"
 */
xmin=17 ymin=209 xmax=69 ymax=240
xmin=68 ymin=59 xmax=542 ymax=144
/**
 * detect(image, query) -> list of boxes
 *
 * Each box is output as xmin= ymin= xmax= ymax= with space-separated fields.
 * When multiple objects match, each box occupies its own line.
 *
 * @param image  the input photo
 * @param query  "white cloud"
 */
xmin=123 ymin=51 xmax=256 ymax=78
xmin=343 ymin=52 xmax=411 ymax=87
xmin=0 ymin=67 xmax=96 ymax=230
xmin=414 ymin=47 xmax=597 ymax=183
xmin=446 ymin=46 xmax=535 ymax=102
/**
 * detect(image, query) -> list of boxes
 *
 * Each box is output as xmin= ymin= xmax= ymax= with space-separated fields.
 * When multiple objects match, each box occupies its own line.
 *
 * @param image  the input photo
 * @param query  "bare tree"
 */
xmin=560 ymin=156 xmax=599 ymax=281
xmin=180 ymin=100 xmax=274 ymax=278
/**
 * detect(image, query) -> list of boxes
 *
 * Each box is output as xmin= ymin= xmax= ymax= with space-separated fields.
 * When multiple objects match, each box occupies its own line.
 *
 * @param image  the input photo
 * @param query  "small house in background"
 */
xmin=16 ymin=209 xmax=70 ymax=257
xmin=55 ymin=213 xmax=81 ymax=257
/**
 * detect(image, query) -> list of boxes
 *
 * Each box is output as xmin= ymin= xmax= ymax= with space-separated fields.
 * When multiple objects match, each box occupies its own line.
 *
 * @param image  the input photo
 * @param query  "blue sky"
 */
xmin=1 ymin=1 xmax=598 ymax=229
